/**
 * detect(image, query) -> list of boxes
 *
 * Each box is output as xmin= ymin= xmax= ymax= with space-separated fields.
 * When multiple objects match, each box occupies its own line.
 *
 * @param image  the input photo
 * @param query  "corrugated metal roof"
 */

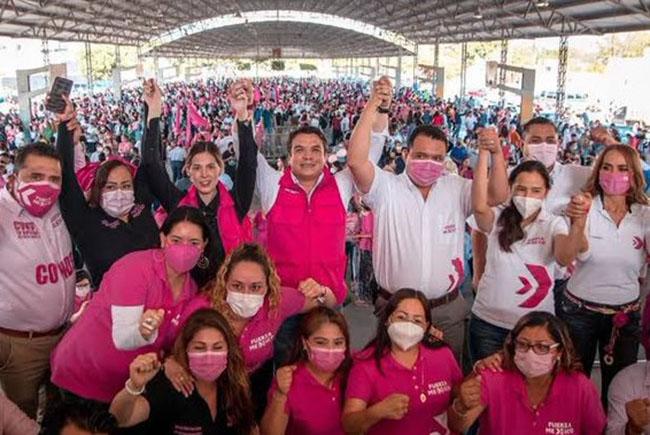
xmin=1 ymin=0 xmax=649 ymax=58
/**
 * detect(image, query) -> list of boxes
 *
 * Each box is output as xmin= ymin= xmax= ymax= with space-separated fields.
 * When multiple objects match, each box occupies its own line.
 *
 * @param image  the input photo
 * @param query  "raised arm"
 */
xmin=54 ymin=96 xmax=92 ymax=232
xmin=479 ymin=127 xmax=509 ymax=206
xmin=109 ymin=353 xmax=159 ymax=427
xmin=347 ymin=77 xmax=391 ymax=194
xmin=229 ymin=79 xmax=258 ymax=221
xmin=140 ymin=79 xmax=183 ymax=211
xmin=260 ymin=366 xmax=295 ymax=435
xmin=472 ymin=145 xmax=496 ymax=234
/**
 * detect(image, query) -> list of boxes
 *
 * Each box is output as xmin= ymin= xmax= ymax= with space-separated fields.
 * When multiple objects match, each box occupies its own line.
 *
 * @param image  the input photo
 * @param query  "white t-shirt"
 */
xmin=364 ymin=170 xmax=472 ymax=299
xmin=472 ymin=206 xmax=569 ymax=329
xmin=567 ymin=196 xmax=650 ymax=305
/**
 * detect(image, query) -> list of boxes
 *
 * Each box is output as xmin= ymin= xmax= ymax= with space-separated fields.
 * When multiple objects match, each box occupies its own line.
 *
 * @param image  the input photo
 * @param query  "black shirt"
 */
xmin=143 ymin=372 xmax=242 ymax=435
xmin=56 ymin=124 xmax=161 ymax=288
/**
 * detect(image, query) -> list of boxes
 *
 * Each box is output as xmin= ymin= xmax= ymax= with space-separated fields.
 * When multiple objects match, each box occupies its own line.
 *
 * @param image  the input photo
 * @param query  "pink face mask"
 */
xmin=188 ymin=351 xmax=228 ymax=382
xmin=406 ymin=159 xmax=446 ymax=187
xmin=164 ymin=243 xmax=202 ymax=274
xmin=527 ymin=143 xmax=558 ymax=169
xmin=599 ymin=171 xmax=630 ymax=195
xmin=14 ymin=180 xmax=61 ymax=217
xmin=308 ymin=346 xmax=346 ymax=372
xmin=514 ymin=349 xmax=557 ymax=378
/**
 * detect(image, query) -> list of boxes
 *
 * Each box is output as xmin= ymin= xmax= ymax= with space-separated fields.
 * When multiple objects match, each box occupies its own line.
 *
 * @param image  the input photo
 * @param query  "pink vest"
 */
xmin=267 ymin=169 xmax=347 ymax=303
xmin=155 ymin=183 xmax=252 ymax=253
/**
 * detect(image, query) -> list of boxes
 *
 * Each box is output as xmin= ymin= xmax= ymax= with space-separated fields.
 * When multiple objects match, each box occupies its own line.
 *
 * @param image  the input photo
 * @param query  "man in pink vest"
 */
xmin=256 ymin=121 xmax=387 ymax=305
xmin=256 ymin=113 xmax=387 ymax=363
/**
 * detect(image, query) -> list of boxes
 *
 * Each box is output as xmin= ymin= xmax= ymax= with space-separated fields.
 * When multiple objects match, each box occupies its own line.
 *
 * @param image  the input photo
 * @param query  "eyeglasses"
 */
xmin=514 ymin=339 xmax=560 ymax=355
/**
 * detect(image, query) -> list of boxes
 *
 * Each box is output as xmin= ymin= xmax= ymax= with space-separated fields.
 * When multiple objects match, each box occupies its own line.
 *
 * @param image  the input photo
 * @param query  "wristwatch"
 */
xmin=377 ymin=106 xmax=391 ymax=114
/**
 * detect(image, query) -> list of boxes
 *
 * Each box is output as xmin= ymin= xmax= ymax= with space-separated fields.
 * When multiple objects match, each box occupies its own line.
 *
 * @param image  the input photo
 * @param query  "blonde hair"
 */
xmin=208 ymin=243 xmax=282 ymax=320
xmin=583 ymin=144 xmax=648 ymax=207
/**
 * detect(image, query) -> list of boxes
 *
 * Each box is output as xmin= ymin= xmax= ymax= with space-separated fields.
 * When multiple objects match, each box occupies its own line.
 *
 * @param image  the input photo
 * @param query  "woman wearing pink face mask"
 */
xmin=261 ymin=307 xmax=351 ymax=435
xmin=449 ymin=311 xmax=606 ymax=434
xmin=558 ymin=144 xmax=650 ymax=406
xmin=110 ymin=309 xmax=256 ymax=434
xmin=50 ymin=206 xmax=215 ymax=405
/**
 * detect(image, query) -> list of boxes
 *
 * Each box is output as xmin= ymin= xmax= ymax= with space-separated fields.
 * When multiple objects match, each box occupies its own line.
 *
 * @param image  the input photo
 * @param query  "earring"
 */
xmin=197 ymin=255 xmax=209 ymax=270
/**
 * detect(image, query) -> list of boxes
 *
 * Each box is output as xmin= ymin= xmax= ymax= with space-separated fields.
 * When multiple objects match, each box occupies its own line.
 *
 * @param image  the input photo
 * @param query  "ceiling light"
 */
xmin=535 ymin=1 xmax=550 ymax=7
xmin=473 ymin=10 xmax=483 ymax=19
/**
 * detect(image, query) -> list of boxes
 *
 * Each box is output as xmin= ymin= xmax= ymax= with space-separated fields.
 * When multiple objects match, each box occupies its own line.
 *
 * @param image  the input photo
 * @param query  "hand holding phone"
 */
xmin=45 ymin=77 xmax=73 ymax=114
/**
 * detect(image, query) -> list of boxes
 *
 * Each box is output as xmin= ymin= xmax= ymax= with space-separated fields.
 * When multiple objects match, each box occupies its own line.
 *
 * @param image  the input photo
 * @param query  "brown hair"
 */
xmin=185 ymin=141 xmax=224 ymax=172
xmin=502 ymin=311 xmax=582 ymax=374
xmin=497 ymin=160 xmax=551 ymax=252
xmin=207 ymin=243 xmax=282 ymax=319
xmin=88 ymin=159 xmax=134 ymax=208
xmin=362 ymin=288 xmax=445 ymax=374
xmin=583 ymin=144 xmax=648 ymax=207
xmin=172 ymin=308 xmax=254 ymax=432
xmin=287 ymin=125 xmax=327 ymax=155
xmin=286 ymin=307 xmax=353 ymax=403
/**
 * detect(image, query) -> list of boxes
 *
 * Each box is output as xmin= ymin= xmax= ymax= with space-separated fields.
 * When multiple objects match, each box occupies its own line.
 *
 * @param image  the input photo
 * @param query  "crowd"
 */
xmin=0 ymin=73 xmax=648 ymax=435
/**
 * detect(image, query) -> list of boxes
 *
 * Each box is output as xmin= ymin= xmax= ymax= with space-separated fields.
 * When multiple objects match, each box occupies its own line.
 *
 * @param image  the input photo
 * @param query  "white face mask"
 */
xmin=226 ymin=291 xmax=265 ymax=318
xmin=512 ymin=196 xmax=543 ymax=219
xmin=527 ymin=143 xmax=558 ymax=169
xmin=101 ymin=189 xmax=135 ymax=218
xmin=387 ymin=321 xmax=425 ymax=351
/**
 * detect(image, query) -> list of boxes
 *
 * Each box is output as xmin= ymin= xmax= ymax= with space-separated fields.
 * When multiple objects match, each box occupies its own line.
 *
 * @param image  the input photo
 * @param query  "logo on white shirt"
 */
xmin=633 ymin=236 xmax=645 ymax=250
xmin=526 ymin=236 xmax=546 ymax=246
xmin=442 ymin=224 xmax=457 ymax=234
xmin=545 ymin=421 xmax=574 ymax=434
xmin=13 ymin=221 xmax=40 ymax=239
xmin=517 ymin=264 xmax=552 ymax=309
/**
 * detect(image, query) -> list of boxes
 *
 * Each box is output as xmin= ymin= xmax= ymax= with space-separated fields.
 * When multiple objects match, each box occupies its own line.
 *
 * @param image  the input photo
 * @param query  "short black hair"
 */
xmin=407 ymin=125 xmax=449 ymax=151
xmin=14 ymin=142 xmax=60 ymax=173
xmin=40 ymin=400 xmax=117 ymax=435
xmin=523 ymin=117 xmax=558 ymax=135
xmin=287 ymin=125 xmax=327 ymax=155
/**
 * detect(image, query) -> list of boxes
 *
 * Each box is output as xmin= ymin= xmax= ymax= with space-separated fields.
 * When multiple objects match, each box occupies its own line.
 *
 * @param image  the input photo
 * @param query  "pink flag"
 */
xmin=188 ymin=102 xmax=210 ymax=129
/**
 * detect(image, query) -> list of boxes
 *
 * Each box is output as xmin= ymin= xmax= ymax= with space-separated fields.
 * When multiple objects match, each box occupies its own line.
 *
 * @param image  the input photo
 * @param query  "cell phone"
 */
xmin=45 ymin=77 xmax=73 ymax=114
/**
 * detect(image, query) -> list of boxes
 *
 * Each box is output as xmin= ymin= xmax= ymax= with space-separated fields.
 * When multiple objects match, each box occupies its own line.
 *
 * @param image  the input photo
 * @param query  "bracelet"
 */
xmin=125 ymin=379 xmax=145 ymax=396
xmin=452 ymin=398 xmax=468 ymax=417
xmin=376 ymin=106 xmax=391 ymax=114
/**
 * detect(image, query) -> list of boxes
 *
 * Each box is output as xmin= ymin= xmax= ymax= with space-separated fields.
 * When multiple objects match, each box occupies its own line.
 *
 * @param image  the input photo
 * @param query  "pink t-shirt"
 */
xmin=190 ymin=287 xmax=305 ymax=372
xmin=50 ymin=249 xmax=200 ymax=403
xmin=268 ymin=363 xmax=344 ymax=435
xmin=479 ymin=370 xmax=606 ymax=435
xmin=346 ymin=344 xmax=462 ymax=435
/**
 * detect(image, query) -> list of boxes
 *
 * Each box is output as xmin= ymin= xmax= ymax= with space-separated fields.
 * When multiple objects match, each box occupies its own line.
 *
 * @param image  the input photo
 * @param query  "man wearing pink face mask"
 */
xmin=0 ymin=142 xmax=75 ymax=418
xmin=347 ymin=77 xmax=509 ymax=362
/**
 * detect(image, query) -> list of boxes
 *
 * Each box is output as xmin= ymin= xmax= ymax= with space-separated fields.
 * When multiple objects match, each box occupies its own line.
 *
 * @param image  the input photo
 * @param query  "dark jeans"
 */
xmin=553 ymin=278 xmax=569 ymax=313
xmin=557 ymin=292 xmax=640 ymax=407
xmin=468 ymin=314 xmax=510 ymax=366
